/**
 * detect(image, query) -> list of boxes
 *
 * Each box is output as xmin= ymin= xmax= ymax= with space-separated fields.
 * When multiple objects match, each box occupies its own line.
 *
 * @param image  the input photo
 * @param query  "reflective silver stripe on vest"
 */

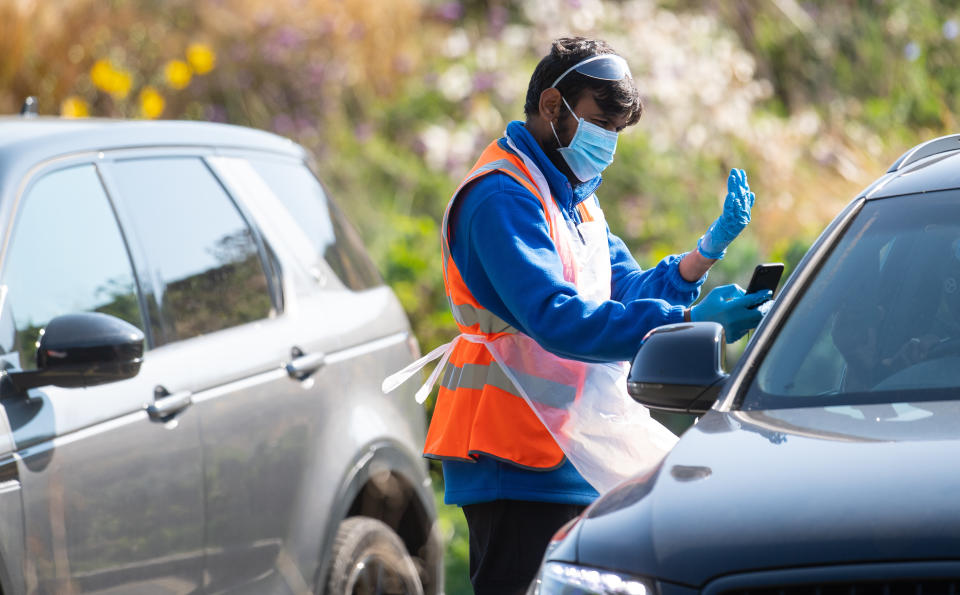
xmin=440 ymin=361 xmax=576 ymax=409
xmin=441 ymin=361 xmax=515 ymax=395
xmin=449 ymin=302 xmax=516 ymax=334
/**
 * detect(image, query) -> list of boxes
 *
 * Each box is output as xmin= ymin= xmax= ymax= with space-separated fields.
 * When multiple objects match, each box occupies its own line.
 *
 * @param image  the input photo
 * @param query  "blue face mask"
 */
xmin=551 ymin=96 xmax=619 ymax=182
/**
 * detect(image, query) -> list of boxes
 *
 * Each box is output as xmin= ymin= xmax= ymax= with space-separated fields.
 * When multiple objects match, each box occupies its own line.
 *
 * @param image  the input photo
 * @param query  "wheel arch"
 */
xmin=314 ymin=439 xmax=442 ymax=595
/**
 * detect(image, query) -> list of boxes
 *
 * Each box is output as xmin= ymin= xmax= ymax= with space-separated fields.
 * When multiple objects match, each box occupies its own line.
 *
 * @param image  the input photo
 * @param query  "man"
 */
xmin=426 ymin=37 xmax=768 ymax=594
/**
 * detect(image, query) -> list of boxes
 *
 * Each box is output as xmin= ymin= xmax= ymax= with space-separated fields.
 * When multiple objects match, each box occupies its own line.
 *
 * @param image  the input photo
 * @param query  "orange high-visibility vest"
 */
xmin=423 ymin=140 xmax=597 ymax=470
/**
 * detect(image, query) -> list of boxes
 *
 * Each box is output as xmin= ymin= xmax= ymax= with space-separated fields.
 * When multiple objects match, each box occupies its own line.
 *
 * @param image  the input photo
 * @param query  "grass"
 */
xmin=433 ymin=476 xmax=473 ymax=595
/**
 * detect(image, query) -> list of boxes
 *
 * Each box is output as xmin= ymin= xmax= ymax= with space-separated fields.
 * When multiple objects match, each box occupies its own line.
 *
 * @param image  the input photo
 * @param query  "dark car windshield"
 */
xmin=743 ymin=190 xmax=960 ymax=409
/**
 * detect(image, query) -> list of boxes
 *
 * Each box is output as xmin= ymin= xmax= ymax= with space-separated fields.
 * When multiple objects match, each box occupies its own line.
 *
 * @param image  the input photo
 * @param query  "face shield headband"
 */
xmin=550 ymin=54 xmax=632 ymax=88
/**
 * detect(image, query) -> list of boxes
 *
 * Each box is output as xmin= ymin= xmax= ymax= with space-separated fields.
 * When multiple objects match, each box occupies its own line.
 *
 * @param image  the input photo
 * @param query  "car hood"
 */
xmin=572 ymin=401 xmax=960 ymax=587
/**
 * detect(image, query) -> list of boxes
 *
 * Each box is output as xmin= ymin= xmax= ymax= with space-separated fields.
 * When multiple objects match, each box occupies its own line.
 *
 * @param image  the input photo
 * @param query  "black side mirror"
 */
xmin=628 ymin=322 xmax=728 ymax=414
xmin=4 ymin=313 xmax=144 ymax=392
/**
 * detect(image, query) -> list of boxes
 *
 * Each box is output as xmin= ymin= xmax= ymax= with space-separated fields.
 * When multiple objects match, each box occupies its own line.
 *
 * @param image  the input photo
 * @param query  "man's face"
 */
xmin=545 ymin=90 xmax=629 ymax=183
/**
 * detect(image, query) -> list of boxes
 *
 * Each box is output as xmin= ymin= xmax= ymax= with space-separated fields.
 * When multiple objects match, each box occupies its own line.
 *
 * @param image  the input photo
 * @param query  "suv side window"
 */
xmin=110 ymin=157 xmax=273 ymax=343
xmin=0 ymin=165 xmax=143 ymax=369
xmin=248 ymin=159 xmax=382 ymax=290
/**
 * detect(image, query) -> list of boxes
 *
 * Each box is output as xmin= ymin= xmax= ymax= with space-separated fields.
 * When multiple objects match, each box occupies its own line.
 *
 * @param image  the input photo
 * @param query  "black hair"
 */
xmin=523 ymin=37 xmax=643 ymax=126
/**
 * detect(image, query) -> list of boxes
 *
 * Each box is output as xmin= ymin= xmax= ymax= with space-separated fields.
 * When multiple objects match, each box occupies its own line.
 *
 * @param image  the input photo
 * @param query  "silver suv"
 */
xmin=0 ymin=116 xmax=440 ymax=594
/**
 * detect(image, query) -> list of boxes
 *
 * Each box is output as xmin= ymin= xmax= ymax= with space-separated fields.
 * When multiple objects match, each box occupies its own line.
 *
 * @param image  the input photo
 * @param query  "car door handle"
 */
xmin=146 ymin=386 xmax=194 ymax=421
xmin=286 ymin=347 xmax=326 ymax=381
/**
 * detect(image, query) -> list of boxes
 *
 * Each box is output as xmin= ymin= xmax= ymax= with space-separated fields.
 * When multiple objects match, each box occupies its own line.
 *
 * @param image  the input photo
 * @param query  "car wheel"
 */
xmin=326 ymin=517 xmax=425 ymax=595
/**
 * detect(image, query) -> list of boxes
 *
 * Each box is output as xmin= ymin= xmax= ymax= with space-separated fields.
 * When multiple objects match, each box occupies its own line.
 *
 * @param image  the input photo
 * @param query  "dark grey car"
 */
xmin=0 ymin=117 xmax=440 ymax=594
xmin=529 ymin=135 xmax=960 ymax=594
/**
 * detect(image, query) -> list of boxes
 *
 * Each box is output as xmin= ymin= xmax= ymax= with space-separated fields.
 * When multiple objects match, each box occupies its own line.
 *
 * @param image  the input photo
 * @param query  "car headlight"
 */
xmin=528 ymin=561 xmax=654 ymax=595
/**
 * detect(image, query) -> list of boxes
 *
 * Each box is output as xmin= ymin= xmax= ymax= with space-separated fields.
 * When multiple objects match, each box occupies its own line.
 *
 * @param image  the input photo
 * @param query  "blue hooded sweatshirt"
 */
xmin=441 ymin=121 xmax=705 ymax=506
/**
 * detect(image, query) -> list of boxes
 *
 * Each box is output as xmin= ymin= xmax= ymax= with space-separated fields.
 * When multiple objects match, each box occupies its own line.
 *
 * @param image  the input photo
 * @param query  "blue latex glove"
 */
xmin=690 ymin=284 xmax=771 ymax=343
xmin=697 ymin=168 xmax=756 ymax=259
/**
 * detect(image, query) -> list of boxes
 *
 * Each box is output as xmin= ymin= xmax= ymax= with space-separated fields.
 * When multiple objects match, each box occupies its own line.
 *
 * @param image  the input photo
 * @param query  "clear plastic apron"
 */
xmin=383 ymin=140 xmax=677 ymax=493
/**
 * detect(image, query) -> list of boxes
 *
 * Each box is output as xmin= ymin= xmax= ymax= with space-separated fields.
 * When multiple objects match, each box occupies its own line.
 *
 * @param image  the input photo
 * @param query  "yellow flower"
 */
xmin=90 ymin=59 xmax=113 ymax=92
xmin=186 ymin=43 xmax=216 ymax=75
xmin=112 ymin=69 xmax=132 ymax=99
xmin=164 ymin=59 xmax=193 ymax=90
xmin=61 ymin=96 xmax=90 ymax=119
xmin=90 ymin=59 xmax=132 ymax=100
xmin=139 ymin=86 xmax=165 ymax=119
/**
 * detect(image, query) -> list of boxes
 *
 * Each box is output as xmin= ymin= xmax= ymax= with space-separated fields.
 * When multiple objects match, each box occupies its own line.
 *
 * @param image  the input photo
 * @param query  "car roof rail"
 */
xmin=20 ymin=96 xmax=38 ymax=118
xmin=887 ymin=134 xmax=960 ymax=172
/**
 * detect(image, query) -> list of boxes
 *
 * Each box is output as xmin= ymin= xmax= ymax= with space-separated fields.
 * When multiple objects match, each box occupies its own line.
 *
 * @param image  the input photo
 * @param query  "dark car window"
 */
xmin=744 ymin=190 xmax=960 ymax=409
xmin=110 ymin=157 xmax=272 ymax=343
xmin=0 ymin=164 xmax=143 ymax=369
xmin=248 ymin=158 xmax=382 ymax=290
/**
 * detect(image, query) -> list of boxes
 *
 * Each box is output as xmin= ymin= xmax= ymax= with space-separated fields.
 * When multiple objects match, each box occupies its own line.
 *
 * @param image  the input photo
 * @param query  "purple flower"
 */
xmin=945 ymin=20 xmax=959 ymax=40
xmin=473 ymin=71 xmax=497 ymax=93
xmin=295 ymin=117 xmax=314 ymax=133
xmin=411 ymin=137 xmax=427 ymax=156
xmin=488 ymin=5 xmax=509 ymax=37
xmin=307 ymin=63 xmax=327 ymax=86
xmin=262 ymin=26 xmax=305 ymax=63
xmin=205 ymin=104 xmax=228 ymax=123
xmin=272 ymin=113 xmax=294 ymax=135
xmin=435 ymin=2 xmax=464 ymax=22
xmin=275 ymin=26 xmax=304 ymax=49
xmin=354 ymin=122 xmax=373 ymax=141
xmin=904 ymin=42 xmax=921 ymax=61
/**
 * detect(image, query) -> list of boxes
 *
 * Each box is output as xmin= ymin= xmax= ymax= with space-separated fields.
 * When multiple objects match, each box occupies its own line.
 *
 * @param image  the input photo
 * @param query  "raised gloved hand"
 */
xmin=689 ymin=284 xmax=771 ymax=343
xmin=697 ymin=168 xmax=756 ymax=259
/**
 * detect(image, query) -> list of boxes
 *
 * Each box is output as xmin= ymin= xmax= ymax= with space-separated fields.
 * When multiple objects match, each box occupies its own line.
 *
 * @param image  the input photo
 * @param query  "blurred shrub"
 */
xmin=4 ymin=0 xmax=958 ymax=405
xmin=4 ymin=0 xmax=960 ymax=408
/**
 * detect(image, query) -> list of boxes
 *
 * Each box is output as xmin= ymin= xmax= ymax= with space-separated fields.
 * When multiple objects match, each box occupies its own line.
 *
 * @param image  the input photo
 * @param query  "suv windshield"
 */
xmin=743 ymin=190 xmax=960 ymax=409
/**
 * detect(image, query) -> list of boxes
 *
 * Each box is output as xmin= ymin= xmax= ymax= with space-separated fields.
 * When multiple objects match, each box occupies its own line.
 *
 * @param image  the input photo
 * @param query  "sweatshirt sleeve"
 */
xmin=452 ymin=177 xmax=686 ymax=363
xmin=608 ymin=231 xmax=705 ymax=307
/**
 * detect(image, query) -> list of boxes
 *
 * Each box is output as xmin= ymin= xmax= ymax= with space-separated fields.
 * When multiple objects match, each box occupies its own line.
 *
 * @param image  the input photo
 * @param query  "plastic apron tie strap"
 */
xmin=381 ymin=336 xmax=461 ymax=404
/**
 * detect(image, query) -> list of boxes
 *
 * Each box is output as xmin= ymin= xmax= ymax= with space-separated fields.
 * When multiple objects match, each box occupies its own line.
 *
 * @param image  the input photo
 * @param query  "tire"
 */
xmin=326 ymin=517 xmax=425 ymax=595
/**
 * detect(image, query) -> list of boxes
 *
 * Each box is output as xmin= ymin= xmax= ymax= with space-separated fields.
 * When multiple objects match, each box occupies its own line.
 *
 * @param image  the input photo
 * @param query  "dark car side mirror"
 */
xmin=3 ymin=312 xmax=144 ymax=393
xmin=627 ymin=322 xmax=728 ymax=414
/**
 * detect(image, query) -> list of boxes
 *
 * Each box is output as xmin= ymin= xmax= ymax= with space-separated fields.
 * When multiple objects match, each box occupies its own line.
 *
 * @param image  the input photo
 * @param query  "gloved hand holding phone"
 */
xmin=689 ymin=284 xmax=771 ymax=343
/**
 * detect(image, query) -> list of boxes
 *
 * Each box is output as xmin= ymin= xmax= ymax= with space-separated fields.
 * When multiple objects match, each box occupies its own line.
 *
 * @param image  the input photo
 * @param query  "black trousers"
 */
xmin=462 ymin=500 xmax=587 ymax=595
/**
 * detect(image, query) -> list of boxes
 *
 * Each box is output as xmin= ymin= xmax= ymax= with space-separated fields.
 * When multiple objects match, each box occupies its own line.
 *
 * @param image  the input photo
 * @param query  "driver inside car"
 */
xmin=832 ymin=229 xmax=960 ymax=391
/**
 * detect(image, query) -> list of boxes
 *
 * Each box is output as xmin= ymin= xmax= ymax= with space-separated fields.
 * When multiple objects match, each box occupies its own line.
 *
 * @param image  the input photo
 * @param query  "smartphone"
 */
xmin=745 ymin=263 xmax=784 ymax=308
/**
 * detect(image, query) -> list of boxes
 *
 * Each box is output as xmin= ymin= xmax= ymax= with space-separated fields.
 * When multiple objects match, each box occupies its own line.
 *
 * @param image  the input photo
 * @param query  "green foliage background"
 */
xmin=4 ymin=1 xmax=960 ymax=592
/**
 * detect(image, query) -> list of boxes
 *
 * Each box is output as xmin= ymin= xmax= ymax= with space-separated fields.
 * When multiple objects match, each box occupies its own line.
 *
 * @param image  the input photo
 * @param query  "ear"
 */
xmin=538 ymin=87 xmax=563 ymax=123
